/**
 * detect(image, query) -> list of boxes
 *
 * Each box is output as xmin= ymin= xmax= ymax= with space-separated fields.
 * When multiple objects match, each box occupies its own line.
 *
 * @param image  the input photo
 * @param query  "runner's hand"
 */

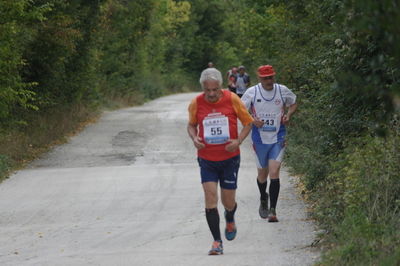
xmin=192 ymin=136 xmax=205 ymax=150
xmin=282 ymin=114 xmax=290 ymax=125
xmin=282 ymin=139 xmax=288 ymax=147
xmin=253 ymin=117 xmax=264 ymax=128
xmin=225 ymin=139 xmax=240 ymax=152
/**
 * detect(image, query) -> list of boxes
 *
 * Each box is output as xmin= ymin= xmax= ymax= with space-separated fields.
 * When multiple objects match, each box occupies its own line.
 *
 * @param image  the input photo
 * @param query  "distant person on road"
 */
xmin=227 ymin=67 xmax=238 ymax=94
xmin=241 ymin=65 xmax=297 ymax=222
xmin=187 ymin=68 xmax=253 ymax=255
xmin=235 ymin=66 xmax=250 ymax=98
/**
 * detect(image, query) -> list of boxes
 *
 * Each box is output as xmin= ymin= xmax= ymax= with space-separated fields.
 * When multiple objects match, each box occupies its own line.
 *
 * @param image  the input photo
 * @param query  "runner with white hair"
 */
xmin=199 ymin=67 xmax=223 ymax=87
xmin=187 ymin=67 xmax=253 ymax=255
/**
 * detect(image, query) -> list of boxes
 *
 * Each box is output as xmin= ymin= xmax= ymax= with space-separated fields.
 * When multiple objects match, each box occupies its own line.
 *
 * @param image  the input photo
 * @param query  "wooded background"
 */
xmin=1 ymin=0 xmax=399 ymax=264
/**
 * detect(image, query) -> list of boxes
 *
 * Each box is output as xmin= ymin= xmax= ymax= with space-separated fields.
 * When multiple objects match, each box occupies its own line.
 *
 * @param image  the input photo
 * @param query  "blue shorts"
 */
xmin=253 ymin=141 xmax=285 ymax=168
xmin=197 ymin=155 xmax=240 ymax=190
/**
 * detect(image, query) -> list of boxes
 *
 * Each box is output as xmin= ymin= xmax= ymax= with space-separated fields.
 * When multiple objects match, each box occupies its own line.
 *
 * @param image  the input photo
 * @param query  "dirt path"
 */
xmin=0 ymin=93 xmax=319 ymax=265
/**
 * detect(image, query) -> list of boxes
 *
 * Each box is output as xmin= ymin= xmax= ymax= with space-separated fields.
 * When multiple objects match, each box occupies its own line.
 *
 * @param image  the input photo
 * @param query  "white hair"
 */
xmin=199 ymin=68 xmax=223 ymax=88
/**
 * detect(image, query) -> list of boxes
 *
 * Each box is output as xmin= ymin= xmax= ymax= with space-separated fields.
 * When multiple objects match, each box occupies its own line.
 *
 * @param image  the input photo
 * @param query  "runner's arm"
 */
xmin=237 ymin=122 xmax=252 ymax=144
xmin=245 ymin=75 xmax=250 ymax=87
xmin=241 ymin=88 xmax=263 ymax=127
xmin=225 ymin=123 xmax=252 ymax=152
xmin=281 ymin=86 xmax=298 ymax=125
xmin=187 ymin=123 xmax=205 ymax=150
xmin=282 ymin=103 xmax=297 ymax=125
xmin=240 ymin=88 xmax=253 ymax=111
xmin=187 ymin=99 xmax=205 ymax=149
xmin=224 ymin=94 xmax=254 ymax=152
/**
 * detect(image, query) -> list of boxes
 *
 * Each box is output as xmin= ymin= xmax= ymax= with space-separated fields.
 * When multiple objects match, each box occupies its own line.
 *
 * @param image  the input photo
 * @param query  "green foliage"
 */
xmin=321 ymin=209 xmax=400 ymax=266
xmin=315 ymin=129 xmax=400 ymax=265
xmin=259 ymin=0 xmax=400 ymax=264
xmin=23 ymin=0 xmax=104 ymax=107
xmin=229 ymin=0 xmax=400 ymax=264
xmin=1 ymin=1 xmax=399 ymax=264
xmin=1 ymin=0 xmax=243 ymax=181
xmin=0 ymin=154 xmax=10 ymax=181
xmin=0 ymin=0 xmax=50 ymax=124
xmin=97 ymin=0 xmax=154 ymax=97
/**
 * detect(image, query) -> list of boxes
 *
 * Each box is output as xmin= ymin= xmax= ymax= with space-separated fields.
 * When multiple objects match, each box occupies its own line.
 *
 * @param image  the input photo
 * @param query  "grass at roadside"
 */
xmin=0 ymin=103 xmax=100 ymax=183
xmin=287 ymin=123 xmax=400 ymax=266
xmin=0 ymin=85 xmax=196 ymax=184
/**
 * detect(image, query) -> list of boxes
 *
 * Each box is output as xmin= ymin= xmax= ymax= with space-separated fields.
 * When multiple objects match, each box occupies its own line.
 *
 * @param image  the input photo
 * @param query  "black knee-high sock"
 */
xmin=269 ymin=179 xmax=280 ymax=209
xmin=257 ymin=179 xmax=268 ymax=200
xmin=225 ymin=203 xmax=237 ymax=223
xmin=205 ymin=208 xmax=221 ymax=241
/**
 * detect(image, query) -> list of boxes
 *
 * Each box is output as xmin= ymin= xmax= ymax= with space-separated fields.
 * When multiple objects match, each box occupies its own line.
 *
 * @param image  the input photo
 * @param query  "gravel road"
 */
xmin=0 ymin=93 xmax=319 ymax=266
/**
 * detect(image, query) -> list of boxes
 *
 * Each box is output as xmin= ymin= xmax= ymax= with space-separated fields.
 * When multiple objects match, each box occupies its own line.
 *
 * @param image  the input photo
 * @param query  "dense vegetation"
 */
xmin=235 ymin=1 xmax=400 ymax=265
xmin=1 ymin=0 xmax=399 ymax=264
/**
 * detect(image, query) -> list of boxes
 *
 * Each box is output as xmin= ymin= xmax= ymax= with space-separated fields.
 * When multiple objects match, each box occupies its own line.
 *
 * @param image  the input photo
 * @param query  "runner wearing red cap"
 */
xmin=241 ymin=65 xmax=298 ymax=222
xmin=187 ymin=68 xmax=253 ymax=255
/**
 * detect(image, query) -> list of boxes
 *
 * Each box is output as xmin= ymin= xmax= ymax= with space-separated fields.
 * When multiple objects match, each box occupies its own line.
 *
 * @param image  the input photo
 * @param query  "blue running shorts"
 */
xmin=253 ymin=141 xmax=285 ymax=169
xmin=197 ymin=155 xmax=240 ymax=190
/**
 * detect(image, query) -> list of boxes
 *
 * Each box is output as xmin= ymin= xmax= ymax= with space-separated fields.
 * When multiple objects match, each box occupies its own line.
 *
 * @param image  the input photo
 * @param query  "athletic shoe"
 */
xmin=225 ymin=221 xmax=237 ymax=241
xmin=259 ymin=199 xmax=268 ymax=219
xmin=208 ymin=240 xmax=223 ymax=255
xmin=268 ymin=208 xmax=279 ymax=222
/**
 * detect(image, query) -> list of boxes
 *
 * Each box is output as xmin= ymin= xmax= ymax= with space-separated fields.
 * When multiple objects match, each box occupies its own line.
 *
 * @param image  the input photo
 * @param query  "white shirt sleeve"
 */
xmin=241 ymin=86 xmax=256 ymax=110
xmin=280 ymin=85 xmax=297 ymax=107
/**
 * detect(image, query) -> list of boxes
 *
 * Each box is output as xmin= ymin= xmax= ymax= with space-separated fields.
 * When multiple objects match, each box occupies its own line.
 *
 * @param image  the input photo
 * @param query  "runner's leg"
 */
xmin=257 ymin=168 xmax=269 ymax=200
xmin=221 ymin=189 xmax=236 ymax=212
xmin=203 ymin=182 xmax=221 ymax=241
xmin=268 ymin=160 xmax=281 ymax=209
xmin=220 ymin=155 xmax=239 ymax=240
xmin=266 ymin=141 xmax=284 ymax=222
xmin=254 ymin=143 xmax=271 ymax=218
xmin=221 ymin=188 xmax=237 ymax=241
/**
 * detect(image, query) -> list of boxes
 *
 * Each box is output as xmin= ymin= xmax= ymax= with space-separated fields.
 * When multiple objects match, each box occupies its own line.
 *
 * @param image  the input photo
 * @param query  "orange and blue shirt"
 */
xmin=188 ymin=89 xmax=253 ymax=161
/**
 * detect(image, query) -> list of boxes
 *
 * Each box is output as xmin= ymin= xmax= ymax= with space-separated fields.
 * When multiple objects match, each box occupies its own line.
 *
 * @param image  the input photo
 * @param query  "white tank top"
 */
xmin=236 ymin=75 xmax=246 ymax=94
xmin=251 ymin=83 xmax=285 ymax=144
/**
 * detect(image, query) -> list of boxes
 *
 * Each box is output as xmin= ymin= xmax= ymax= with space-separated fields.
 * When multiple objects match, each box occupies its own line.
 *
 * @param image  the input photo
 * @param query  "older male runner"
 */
xmin=241 ymin=65 xmax=297 ymax=222
xmin=187 ymin=68 xmax=253 ymax=255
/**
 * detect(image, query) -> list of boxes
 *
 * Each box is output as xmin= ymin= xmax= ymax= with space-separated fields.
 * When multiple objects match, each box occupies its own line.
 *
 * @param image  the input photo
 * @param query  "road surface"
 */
xmin=0 ymin=93 xmax=319 ymax=265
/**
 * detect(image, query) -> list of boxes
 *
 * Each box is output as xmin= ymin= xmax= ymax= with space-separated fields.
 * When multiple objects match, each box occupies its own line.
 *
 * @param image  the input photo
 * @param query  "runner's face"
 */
xmin=203 ymin=80 xmax=222 ymax=103
xmin=259 ymin=76 xmax=275 ymax=90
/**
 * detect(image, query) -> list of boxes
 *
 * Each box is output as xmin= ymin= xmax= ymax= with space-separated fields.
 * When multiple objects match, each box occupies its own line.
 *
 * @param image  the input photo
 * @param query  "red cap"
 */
xmin=257 ymin=65 xmax=276 ymax=77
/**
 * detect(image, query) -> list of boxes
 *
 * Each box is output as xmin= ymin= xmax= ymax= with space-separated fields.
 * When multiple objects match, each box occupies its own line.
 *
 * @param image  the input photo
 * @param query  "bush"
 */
xmin=312 ymin=122 xmax=400 ymax=265
xmin=0 ymin=154 xmax=10 ymax=181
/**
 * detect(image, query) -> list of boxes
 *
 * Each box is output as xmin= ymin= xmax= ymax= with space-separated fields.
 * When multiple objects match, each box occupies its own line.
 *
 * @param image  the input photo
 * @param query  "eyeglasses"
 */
xmin=260 ymin=76 xmax=274 ymax=80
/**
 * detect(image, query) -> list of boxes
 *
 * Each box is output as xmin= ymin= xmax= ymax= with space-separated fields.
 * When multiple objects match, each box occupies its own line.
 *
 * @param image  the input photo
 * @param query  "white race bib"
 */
xmin=259 ymin=113 xmax=278 ymax=132
xmin=203 ymin=113 xmax=230 ymax=144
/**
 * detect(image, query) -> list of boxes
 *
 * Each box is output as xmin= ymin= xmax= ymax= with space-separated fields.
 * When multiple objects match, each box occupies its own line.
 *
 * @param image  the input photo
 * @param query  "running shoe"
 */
xmin=208 ymin=240 xmax=223 ymax=255
xmin=259 ymin=199 xmax=268 ymax=219
xmin=225 ymin=221 xmax=237 ymax=241
xmin=268 ymin=208 xmax=279 ymax=222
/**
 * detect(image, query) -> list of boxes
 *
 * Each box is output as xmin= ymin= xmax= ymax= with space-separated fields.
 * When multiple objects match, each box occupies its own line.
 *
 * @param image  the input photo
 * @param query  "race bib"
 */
xmin=259 ymin=113 xmax=278 ymax=132
xmin=203 ymin=113 xmax=230 ymax=144
xmin=261 ymin=119 xmax=277 ymax=132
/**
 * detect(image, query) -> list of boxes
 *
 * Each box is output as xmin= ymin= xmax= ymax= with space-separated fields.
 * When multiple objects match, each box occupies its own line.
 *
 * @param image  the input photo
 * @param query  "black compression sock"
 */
xmin=225 ymin=203 xmax=237 ymax=223
xmin=205 ymin=208 xmax=221 ymax=241
xmin=257 ymin=179 xmax=268 ymax=200
xmin=269 ymin=179 xmax=280 ymax=209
